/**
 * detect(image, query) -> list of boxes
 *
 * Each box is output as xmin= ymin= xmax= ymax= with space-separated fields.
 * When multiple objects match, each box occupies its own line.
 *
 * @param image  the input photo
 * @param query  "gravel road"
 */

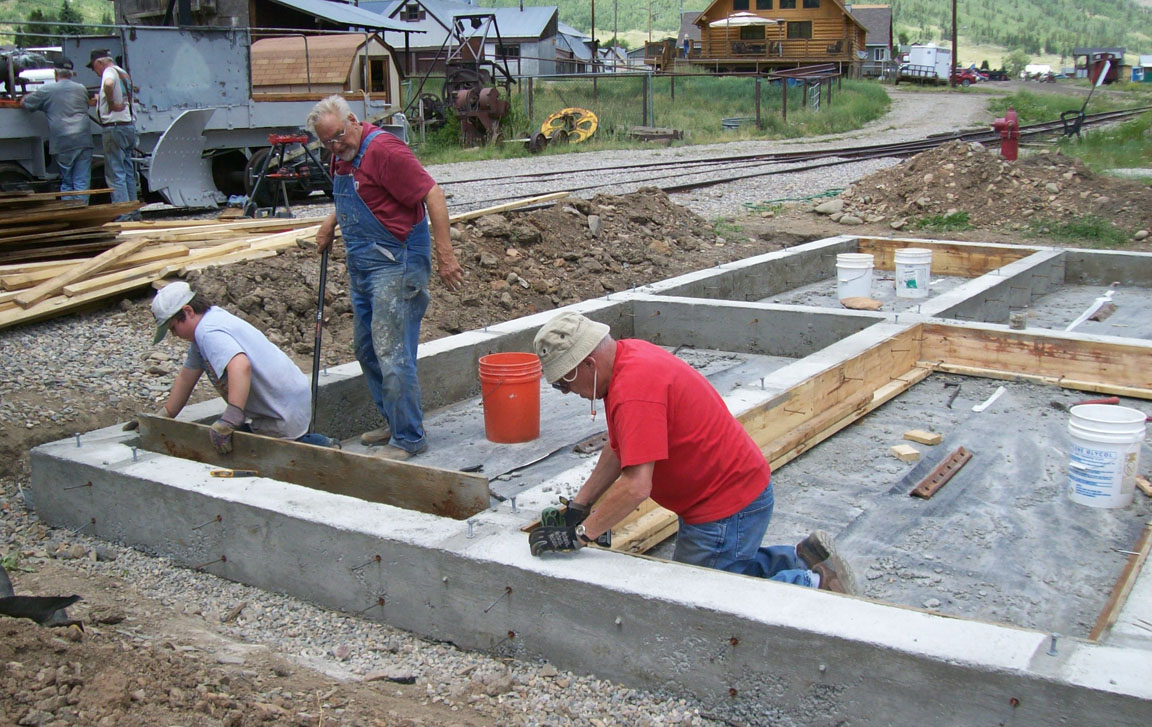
xmin=0 ymin=87 xmax=1002 ymax=727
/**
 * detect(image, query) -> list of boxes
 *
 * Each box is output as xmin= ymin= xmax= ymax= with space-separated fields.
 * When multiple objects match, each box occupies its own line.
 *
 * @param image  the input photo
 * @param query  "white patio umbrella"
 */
xmin=708 ymin=11 xmax=779 ymax=28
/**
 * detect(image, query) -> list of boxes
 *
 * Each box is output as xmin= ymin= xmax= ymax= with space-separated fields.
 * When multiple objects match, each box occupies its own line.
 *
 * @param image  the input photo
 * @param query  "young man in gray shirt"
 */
xmin=150 ymin=282 xmax=339 ymax=453
xmin=19 ymin=57 xmax=94 ymax=202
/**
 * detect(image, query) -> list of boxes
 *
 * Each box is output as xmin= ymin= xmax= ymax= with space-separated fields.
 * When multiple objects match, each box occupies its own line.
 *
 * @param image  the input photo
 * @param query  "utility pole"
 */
xmin=613 ymin=0 xmax=618 ymax=54
xmin=648 ymin=0 xmax=652 ymax=43
xmin=950 ymin=0 xmax=958 ymax=87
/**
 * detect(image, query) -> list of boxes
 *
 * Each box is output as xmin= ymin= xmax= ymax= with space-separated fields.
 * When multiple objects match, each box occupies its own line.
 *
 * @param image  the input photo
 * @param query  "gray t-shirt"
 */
xmin=184 ymin=307 xmax=311 ymax=440
xmin=21 ymin=79 xmax=94 ymax=154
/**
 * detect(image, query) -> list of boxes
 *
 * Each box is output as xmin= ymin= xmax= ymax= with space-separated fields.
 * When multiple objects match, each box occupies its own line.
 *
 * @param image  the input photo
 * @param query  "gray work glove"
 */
xmin=122 ymin=405 xmax=171 ymax=431
xmin=209 ymin=404 xmax=245 ymax=455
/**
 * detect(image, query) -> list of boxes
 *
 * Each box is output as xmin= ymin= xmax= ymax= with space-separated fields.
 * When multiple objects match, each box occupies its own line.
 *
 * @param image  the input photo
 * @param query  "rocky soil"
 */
xmin=807 ymin=140 xmax=1152 ymax=239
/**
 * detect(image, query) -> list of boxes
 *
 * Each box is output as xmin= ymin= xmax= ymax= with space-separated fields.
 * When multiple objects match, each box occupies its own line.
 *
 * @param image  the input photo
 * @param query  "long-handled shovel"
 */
xmin=309 ymin=247 xmax=329 ymax=434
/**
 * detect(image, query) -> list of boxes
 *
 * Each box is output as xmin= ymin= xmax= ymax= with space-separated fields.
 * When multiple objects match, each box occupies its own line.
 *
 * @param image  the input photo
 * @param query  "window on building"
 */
xmin=733 ymin=0 xmax=750 ymax=10
xmin=740 ymin=25 xmax=766 ymax=40
xmin=786 ymin=21 xmax=812 ymax=39
xmin=756 ymin=0 xmax=773 ymax=9
xmin=401 ymin=3 xmax=424 ymax=21
xmin=496 ymin=44 xmax=520 ymax=58
xmin=803 ymin=0 xmax=820 ymax=8
xmin=872 ymin=47 xmax=886 ymax=61
xmin=780 ymin=0 xmax=796 ymax=8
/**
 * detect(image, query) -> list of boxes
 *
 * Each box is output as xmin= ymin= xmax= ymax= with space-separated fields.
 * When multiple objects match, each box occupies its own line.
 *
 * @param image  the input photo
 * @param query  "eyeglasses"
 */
xmin=319 ymin=121 xmax=350 ymax=148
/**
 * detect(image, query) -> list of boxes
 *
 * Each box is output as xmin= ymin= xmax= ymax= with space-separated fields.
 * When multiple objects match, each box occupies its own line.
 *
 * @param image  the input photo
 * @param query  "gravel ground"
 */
xmin=0 ymin=88 xmax=1001 ymax=726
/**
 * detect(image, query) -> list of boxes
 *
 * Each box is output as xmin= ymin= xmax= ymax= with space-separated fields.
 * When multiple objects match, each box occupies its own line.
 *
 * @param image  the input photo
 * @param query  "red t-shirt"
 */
xmin=605 ymin=339 xmax=770 ymax=524
xmin=332 ymin=123 xmax=436 ymax=240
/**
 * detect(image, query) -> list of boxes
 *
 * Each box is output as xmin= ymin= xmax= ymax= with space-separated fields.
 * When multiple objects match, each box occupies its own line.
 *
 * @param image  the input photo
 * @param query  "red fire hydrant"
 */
xmin=991 ymin=108 xmax=1020 ymax=161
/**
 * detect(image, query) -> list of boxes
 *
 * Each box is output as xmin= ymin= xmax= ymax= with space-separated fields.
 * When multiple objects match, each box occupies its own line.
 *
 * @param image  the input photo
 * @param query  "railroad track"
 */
xmin=443 ymin=106 xmax=1151 ymax=210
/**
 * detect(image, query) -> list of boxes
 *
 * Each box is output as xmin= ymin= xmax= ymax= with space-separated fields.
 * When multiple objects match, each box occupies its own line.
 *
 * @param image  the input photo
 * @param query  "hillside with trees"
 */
xmin=478 ymin=0 xmax=1152 ymax=55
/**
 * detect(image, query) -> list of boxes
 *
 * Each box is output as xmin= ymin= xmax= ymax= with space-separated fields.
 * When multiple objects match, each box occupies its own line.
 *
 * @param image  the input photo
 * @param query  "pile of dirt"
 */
xmin=826 ymin=140 xmax=1152 ymax=235
xmin=190 ymin=187 xmax=798 ymax=364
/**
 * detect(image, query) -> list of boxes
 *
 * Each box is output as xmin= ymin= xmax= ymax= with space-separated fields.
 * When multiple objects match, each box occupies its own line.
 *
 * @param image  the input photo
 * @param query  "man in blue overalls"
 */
xmin=306 ymin=96 xmax=464 ymax=460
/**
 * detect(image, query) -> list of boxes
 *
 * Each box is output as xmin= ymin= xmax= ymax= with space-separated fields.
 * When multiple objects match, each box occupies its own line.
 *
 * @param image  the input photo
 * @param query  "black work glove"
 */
xmin=563 ymin=500 xmax=590 ymax=527
xmin=529 ymin=526 xmax=584 ymax=556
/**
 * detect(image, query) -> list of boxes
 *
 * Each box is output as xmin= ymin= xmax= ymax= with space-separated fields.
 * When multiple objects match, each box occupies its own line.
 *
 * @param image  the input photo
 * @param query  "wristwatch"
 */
xmin=575 ymin=524 xmax=593 ymax=545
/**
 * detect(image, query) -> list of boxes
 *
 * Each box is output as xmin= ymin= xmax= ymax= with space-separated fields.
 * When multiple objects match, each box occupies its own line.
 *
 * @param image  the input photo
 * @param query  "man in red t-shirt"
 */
xmin=528 ymin=312 xmax=856 ymax=594
xmin=306 ymin=96 xmax=464 ymax=460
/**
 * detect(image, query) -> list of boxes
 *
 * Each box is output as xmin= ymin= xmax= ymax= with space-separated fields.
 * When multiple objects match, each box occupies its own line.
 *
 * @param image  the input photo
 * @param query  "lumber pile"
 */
xmin=0 ymin=190 xmax=574 ymax=332
xmin=0 ymin=216 xmax=326 ymax=332
xmin=0 ymin=189 xmax=135 ymax=263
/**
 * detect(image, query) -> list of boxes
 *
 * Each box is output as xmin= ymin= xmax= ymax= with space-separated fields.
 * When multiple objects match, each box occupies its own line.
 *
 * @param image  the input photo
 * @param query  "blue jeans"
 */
xmin=55 ymin=146 xmax=92 ymax=201
xmin=673 ymin=483 xmax=815 ymax=585
xmin=102 ymin=124 xmax=137 ymax=204
xmin=346 ymin=220 xmax=431 ymax=453
xmin=237 ymin=423 xmax=337 ymax=448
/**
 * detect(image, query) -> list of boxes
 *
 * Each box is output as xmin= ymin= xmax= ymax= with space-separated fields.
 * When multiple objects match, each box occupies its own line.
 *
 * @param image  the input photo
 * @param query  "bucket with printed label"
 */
xmin=1066 ymin=404 xmax=1146 ymax=508
xmin=479 ymin=352 xmax=542 ymax=443
xmin=894 ymin=247 xmax=933 ymax=299
xmin=835 ymin=253 xmax=874 ymax=300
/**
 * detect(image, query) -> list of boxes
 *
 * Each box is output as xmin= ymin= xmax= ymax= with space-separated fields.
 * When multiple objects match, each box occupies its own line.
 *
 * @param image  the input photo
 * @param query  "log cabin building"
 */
xmin=678 ymin=0 xmax=868 ymax=75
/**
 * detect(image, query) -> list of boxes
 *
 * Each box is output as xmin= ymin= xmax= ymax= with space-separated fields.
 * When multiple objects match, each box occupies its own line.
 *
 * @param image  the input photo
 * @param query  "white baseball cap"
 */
xmin=151 ymin=281 xmax=195 ymax=345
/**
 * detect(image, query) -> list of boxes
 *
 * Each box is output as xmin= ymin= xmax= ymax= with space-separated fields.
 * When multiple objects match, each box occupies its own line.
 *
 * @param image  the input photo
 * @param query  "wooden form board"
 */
xmin=137 ymin=415 xmax=489 ymax=520
xmin=918 ymin=323 xmax=1152 ymax=397
xmin=1089 ymin=518 xmax=1152 ymax=641
xmin=856 ymin=238 xmax=1036 ymax=277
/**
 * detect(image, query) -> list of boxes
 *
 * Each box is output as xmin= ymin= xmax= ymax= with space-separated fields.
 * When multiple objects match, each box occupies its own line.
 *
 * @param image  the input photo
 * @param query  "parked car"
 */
xmin=951 ymin=68 xmax=980 ymax=87
xmin=986 ymin=69 xmax=1010 ymax=81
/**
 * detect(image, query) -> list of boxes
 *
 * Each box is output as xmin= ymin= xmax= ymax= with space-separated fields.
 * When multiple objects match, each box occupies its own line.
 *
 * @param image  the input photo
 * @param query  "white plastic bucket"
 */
xmin=894 ymin=247 xmax=933 ymax=299
xmin=836 ymin=253 xmax=874 ymax=300
xmin=1066 ymin=404 xmax=1147 ymax=508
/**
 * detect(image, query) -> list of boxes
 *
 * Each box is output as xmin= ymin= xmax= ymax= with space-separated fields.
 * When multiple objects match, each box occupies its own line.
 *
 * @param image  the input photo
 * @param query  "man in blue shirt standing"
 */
xmin=19 ymin=57 xmax=94 ymax=202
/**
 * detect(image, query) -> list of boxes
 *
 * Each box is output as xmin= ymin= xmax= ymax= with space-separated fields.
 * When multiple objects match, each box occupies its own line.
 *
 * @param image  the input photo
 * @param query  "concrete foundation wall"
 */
xmin=27 ymin=235 xmax=1152 ymax=726
xmin=928 ymin=249 xmax=1066 ymax=323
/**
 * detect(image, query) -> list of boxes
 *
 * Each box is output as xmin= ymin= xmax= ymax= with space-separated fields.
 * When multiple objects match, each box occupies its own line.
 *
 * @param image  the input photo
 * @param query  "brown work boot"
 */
xmin=795 ymin=530 xmax=836 ymax=570
xmin=372 ymin=443 xmax=427 ymax=461
xmin=360 ymin=425 xmax=391 ymax=446
xmin=812 ymin=554 xmax=858 ymax=596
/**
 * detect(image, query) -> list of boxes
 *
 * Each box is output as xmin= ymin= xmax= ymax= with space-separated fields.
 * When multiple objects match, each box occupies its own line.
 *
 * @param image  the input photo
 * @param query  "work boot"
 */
xmin=360 ymin=425 xmax=391 ymax=446
xmin=372 ymin=443 xmax=427 ymax=461
xmin=795 ymin=530 xmax=837 ymax=570
xmin=812 ymin=554 xmax=858 ymax=596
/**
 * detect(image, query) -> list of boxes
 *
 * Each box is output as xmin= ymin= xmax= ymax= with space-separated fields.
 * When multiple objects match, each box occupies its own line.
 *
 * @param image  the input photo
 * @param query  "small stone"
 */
xmin=890 ymin=218 xmax=907 ymax=230
xmin=829 ymin=212 xmax=844 ymax=222
xmin=540 ymin=664 xmax=558 ymax=678
xmin=478 ymin=252 xmax=498 ymax=268
xmin=839 ymin=215 xmax=863 ymax=226
xmin=1134 ymin=230 xmax=1149 ymax=241
xmin=1045 ymin=183 xmax=1060 ymax=194
xmin=924 ymin=598 xmax=942 ymax=609
xmin=588 ymin=215 xmax=601 ymax=237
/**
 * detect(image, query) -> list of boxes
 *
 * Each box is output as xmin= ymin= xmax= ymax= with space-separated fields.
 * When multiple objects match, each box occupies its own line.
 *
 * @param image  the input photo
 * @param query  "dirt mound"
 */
xmin=189 ymin=187 xmax=795 ymax=363
xmin=835 ymin=140 xmax=1152 ymax=234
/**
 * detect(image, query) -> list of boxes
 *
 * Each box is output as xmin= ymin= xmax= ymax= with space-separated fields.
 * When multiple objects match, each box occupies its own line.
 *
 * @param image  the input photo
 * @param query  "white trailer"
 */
xmin=897 ymin=44 xmax=952 ymax=84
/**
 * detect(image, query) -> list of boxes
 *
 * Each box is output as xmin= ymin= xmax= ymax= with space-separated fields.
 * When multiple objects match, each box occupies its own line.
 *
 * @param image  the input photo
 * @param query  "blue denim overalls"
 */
xmin=334 ymin=129 xmax=432 ymax=453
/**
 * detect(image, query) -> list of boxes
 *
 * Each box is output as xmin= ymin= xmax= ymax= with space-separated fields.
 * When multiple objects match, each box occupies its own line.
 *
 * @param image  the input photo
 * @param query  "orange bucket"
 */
xmin=478 ymin=352 xmax=542 ymax=443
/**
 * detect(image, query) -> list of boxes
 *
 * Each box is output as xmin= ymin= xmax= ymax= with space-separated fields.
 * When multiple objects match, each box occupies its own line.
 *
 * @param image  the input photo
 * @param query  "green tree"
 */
xmin=58 ymin=0 xmax=84 ymax=35
xmin=1004 ymin=49 xmax=1031 ymax=78
xmin=897 ymin=30 xmax=910 ymax=46
xmin=100 ymin=10 xmax=113 ymax=28
xmin=18 ymin=9 xmax=56 ymax=48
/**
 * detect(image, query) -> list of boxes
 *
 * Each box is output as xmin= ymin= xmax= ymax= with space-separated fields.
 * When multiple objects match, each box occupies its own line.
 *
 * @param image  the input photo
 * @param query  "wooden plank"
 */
xmin=1088 ymin=518 xmax=1152 ymax=641
xmin=448 ymin=192 xmax=570 ymax=224
xmin=919 ymin=323 xmax=1152 ymax=395
xmin=180 ymin=248 xmax=278 ymax=273
xmin=62 ymin=258 xmax=177 ymax=296
xmin=742 ymin=326 xmax=924 ymax=450
xmin=0 ymin=223 xmax=71 ymax=239
xmin=0 ymin=200 xmax=139 ymax=228
xmin=1 ymin=244 xmax=190 ymax=290
xmin=857 ymin=238 xmax=1035 ymax=276
xmin=0 ymin=238 xmax=119 ymax=263
xmin=0 ymin=187 xmax=112 ymax=205
xmin=0 ymin=275 xmax=159 ymax=331
xmin=0 ymin=226 xmax=117 ymax=248
xmin=14 ymin=237 xmax=150 ymax=307
xmin=137 ymin=416 xmax=489 ymax=520
xmin=158 ymin=239 xmax=256 ymax=276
